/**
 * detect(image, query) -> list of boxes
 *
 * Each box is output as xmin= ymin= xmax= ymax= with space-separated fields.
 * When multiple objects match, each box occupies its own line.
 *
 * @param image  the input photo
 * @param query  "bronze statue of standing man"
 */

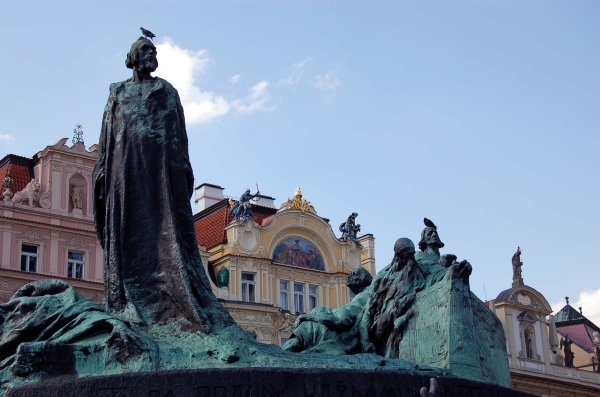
xmin=93 ymin=37 xmax=234 ymax=333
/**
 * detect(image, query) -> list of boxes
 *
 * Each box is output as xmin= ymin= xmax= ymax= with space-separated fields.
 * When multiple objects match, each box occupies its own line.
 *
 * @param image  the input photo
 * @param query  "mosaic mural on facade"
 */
xmin=272 ymin=237 xmax=325 ymax=271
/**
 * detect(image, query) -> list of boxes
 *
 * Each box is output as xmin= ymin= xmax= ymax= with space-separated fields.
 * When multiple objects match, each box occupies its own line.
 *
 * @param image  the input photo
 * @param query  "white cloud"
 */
xmin=551 ymin=288 xmax=600 ymax=327
xmin=232 ymin=81 xmax=274 ymax=114
xmin=155 ymin=38 xmax=230 ymax=124
xmin=313 ymin=72 xmax=340 ymax=90
xmin=230 ymin=74 xmax=241 ymax=84
xmin=279 ymin=58 xmax=312 ymax=86
xmin=0 ymin=133 xmax=15 ymax=142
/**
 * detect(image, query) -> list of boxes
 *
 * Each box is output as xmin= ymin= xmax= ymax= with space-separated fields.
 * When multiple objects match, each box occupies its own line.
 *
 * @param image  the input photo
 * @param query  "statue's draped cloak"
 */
xmin=93 ymin=77 xmax=234 ymax=331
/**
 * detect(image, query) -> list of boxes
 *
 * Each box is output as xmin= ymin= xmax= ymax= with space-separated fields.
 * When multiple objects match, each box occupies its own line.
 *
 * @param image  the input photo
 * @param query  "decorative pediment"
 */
xmin=279 ymin=188 xmax=316 ymax=213
xmin=510 ymin=290 xmax=540 ymax=309
xmin=65 ymin=235 xmax=91 ymax=250
xmin=517 ymin=311 xmax=538 ymax=324
xmin=17 ymin=229 xmax=45 ymax=243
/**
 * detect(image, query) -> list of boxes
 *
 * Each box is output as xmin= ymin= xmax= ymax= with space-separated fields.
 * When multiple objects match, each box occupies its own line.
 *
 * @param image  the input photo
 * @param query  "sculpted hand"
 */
xmin=456 ymin=260 xmax=472 ymax=277
xmin=419 ymin=378 xmax=439 ymax=397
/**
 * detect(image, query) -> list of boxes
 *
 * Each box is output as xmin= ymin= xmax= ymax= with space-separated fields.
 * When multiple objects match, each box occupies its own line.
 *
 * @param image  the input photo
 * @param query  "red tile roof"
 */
xmin=193 ymin=199 xmax=277 ymax=250
xmin=0 ymin=155 xmax=34 ymax=194
xmin=194 ymin=201 xmax=231 ymax=249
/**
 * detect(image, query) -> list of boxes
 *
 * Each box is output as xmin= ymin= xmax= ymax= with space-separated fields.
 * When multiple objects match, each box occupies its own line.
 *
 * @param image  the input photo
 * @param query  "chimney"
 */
xmin=252 ymin=194 xmax=276 ymax=209
xmin=194 ymin=183 xmax=224 ymax=212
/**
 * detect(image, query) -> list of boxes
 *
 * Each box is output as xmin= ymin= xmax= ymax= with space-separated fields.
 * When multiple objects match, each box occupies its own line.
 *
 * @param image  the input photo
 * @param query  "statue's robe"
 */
xmin=364 ymin=259 xmax=426 ymax=358
xmin=0 ymin=280 xmax=157 ymax=383
xmin=415 ymin=250 xmax=448 ymax=287
xmin=93 ymin=77 xmax=234 ymax=332
xmin=283 ymin=291 xmax=370 ymax=354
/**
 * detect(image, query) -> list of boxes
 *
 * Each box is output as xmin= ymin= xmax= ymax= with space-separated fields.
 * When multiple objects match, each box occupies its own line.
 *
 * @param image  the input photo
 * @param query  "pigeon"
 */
xmin=423 ymin=217 xmax=437 ymax=229
xmin=140 ymin=27 xmax=156 ymax=41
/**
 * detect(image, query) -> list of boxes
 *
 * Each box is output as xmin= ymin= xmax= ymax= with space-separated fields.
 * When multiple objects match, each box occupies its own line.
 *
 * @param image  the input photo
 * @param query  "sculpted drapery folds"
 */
xmin=366 ymin=238 xmax=426 ymax=358
xmin=93 ymin=37 xmax=234 ymax=332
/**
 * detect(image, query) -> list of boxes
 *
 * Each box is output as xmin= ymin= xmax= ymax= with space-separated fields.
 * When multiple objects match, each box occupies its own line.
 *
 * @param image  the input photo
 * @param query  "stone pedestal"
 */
xmin=6 ymin=368 xmax=536 ymax=397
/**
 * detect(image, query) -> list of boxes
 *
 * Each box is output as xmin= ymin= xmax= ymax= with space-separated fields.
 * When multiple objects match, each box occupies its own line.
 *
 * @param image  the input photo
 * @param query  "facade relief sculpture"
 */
xmin=38 ymin=181 xmax=52 ymax=209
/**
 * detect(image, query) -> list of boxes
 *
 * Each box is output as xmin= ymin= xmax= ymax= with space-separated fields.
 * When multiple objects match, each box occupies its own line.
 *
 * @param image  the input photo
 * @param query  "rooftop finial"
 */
xmin=565 ymin=296 xmax=569 ymax=305
xmin=72 ymin=123 xmax=84 ymax=144
xmin=579 ymin=307 xmax=583 ymax=315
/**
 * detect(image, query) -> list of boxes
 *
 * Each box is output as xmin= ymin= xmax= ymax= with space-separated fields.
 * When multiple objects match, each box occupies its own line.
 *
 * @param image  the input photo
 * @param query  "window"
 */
xmin=280 ymin=338 xmax=289 ymax=346
xmin=20 ymin=244 xmax=38 ymax=273
xmin=241 ymin=273 xmax=256 ymax=302
xmin=294 ymin=283 xmax=304 ymax=313
xmin=68 ymin=251 xmax=84 ymax=279
xmin=280 ymin=280 xmax=289 ymax=310
xmin=309 ymin=285 xmax=318 ymax=310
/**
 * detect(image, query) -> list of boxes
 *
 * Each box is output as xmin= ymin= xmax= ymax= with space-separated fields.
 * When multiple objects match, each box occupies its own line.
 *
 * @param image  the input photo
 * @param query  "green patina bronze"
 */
xmin=216 ymin=266 xmax=230 ymax=288
xmin=0 ymin=37 xmax=511 ymax=395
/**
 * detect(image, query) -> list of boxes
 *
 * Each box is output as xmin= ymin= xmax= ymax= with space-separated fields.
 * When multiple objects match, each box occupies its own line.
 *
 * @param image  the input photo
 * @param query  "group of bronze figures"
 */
xmin=0 ymin=36 xmax=510 ymax=395
xmin=283 ymin=218 xmax=472 ymax=357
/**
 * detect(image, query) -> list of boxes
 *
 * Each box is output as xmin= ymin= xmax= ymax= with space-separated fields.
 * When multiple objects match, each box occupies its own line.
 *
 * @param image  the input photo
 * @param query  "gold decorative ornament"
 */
xmin=286 ymin=187 xmax=315 ymax=213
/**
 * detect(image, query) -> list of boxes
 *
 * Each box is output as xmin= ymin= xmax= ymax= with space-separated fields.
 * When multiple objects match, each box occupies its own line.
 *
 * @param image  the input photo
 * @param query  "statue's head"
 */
xmin=394 ymin=238 xmax=416 ymax=258
xmin=245 ymin=189 xmax=251 ymax=193
xmin=126 ymin=37 xmax=158 ymax=73
xmin=418 ymin=226 xmax=444 ymax=251
xmin=347 ymin=267 xmax=373 ymax=295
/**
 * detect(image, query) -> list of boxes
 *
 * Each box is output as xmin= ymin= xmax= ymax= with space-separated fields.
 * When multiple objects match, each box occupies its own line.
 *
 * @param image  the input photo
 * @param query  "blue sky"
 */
xmin=1 ymin=1 xmax=599 ymax=323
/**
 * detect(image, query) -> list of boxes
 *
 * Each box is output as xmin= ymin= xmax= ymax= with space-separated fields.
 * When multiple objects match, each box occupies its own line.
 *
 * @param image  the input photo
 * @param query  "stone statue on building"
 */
xmin=229 ymin=187 xmax=260 ymax=222
xmin=2 ymin=170 xmax=13 ymax=201
xmin=512 ymin=246 xmax=523 ymax=287
xmin=11 ymin=179 xmax=41 ymax=207
xmin=340 ymin=212 xmax=362 ymax=247
xmin=71 ymin=185 xmax=83 ymax=209
xmin=560 ymin=335 xmax=575 ymax=367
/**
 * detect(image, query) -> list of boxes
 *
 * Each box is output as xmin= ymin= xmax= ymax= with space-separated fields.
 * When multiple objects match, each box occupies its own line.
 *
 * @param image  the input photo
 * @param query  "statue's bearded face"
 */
xmin=136 ymin=41 xmax=158 ymax=73
xmin=425 ymin=229 xmax=441 ymax=246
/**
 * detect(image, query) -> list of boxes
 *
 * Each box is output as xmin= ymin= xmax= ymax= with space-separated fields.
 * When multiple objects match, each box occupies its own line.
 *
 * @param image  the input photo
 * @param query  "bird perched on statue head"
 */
xmin=423 ymin=217 xmax=437 ymax=229
xmin=140 ymin=27 xmax=156 ymax=41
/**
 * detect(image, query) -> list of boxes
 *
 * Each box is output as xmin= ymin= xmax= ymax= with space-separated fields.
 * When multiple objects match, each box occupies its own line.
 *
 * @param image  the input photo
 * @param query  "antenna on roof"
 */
xmin=72 ymin=123 xmax=84 ymax=144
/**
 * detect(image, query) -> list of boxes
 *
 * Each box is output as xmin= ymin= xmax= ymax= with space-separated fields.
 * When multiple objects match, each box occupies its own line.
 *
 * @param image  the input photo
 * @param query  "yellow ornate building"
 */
xmin=193 ymin=184 xmax=375 ymax=345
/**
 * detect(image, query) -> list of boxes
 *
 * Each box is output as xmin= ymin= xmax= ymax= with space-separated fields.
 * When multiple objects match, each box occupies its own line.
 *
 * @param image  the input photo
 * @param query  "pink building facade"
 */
xmin=0 ymin=138 xmax=103 ymax=302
